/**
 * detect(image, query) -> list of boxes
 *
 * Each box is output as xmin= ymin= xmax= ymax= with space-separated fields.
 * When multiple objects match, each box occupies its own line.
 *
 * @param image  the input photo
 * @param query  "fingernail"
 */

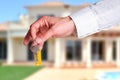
xmin=35 ymin=38 xmax=42 ymax=44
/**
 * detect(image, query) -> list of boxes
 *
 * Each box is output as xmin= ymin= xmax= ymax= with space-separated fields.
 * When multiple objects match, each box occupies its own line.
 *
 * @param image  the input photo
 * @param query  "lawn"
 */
xmin=0 ymin=66 xmax=43 ymax=80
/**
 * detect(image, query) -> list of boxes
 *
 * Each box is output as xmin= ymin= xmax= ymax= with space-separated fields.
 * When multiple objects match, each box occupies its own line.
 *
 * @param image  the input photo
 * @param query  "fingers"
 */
xmin=38 ymin=42 xmax=44 ymax=50
xmin=23 ymin=16 xmax=56 ymax=48
xmin=30 ymin=16 xmax=50 ymax=40
xmin=23 ymin=17 xmax=47 ymax=46
xmin=30 ymin=22 xmax=40 ymax=40
xmin=23 ymin=20 xmax=40 ymax=46
xmin=23 ymin=30 xmax=31 ymax=46
xmin=31 ymin=28 xmax=54 ymax=49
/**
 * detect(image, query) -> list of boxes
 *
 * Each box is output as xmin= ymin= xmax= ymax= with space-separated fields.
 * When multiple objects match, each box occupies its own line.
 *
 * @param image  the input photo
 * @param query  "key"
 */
xmin=31 ymin=45 xmax=42 ymax=66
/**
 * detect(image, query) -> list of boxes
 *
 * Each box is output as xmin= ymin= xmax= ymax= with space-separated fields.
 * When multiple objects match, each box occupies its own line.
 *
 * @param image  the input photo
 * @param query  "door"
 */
xmin=112 ymin=41 xmax=116 ymax=61
xmin=27 ymin=41 xmax=48 ymax=61
xmin=0 ymin=40 xmax=7 ymax=60
xmin=66 ymin=40 xmax=82 ymax=61
xmin=91 ymin=40 xmax=105 ymax=62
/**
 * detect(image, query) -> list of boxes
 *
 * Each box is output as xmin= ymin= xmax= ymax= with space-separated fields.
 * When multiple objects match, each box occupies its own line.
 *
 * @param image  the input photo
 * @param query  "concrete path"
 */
xmin=24 ymin=68 xmax=120 ymax=80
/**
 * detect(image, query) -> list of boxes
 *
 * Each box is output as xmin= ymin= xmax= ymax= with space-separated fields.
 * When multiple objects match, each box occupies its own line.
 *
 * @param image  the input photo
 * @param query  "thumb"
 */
xmin=32 ymin=29 xmax=54 ymax=49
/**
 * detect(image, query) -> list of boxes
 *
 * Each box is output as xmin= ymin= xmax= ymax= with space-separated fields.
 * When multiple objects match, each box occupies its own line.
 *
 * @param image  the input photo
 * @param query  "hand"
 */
xmin=23 ymin=16 xmax=77 ymax=49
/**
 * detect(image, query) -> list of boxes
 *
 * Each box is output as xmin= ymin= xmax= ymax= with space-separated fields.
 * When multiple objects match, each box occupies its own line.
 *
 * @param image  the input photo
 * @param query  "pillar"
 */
xmin=60 ymin=39 xmax=66 ymax=64
xmin=82 ymin=40 xmax=87 ymax=62
xmin=116 ymin=39 xmax=120 ymax=67
xmin=7 ymin=31 xmax=14 ymax=64
xmin=54 ymin=38 xmax=66 ymax=68
xmin=105 ymin=40 xmax=113 ymax=62
xmin=86 ymin=38 xmax=92 ymax=68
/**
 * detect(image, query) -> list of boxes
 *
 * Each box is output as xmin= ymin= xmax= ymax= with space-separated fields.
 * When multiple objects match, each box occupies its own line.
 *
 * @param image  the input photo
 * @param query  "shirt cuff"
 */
xmin=70 ymin=7 xmax=99 ymax=38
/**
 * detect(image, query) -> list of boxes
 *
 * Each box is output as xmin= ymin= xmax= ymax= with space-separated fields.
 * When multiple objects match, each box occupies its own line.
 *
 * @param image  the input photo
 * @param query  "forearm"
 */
xmin=70 ymin=0 xmax=120 ymax=37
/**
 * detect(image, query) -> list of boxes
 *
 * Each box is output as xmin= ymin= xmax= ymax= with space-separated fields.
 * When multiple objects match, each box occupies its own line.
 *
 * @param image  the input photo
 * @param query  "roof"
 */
xmin=0 ymin=22 xmax=8 ymax=31
xmin=26 ymin=2 xmax=67 ymax=8
xmin=25 ymin=1 xmax=89 ymax=9
xmin=41 ymin=2 xmax=65 ymax=6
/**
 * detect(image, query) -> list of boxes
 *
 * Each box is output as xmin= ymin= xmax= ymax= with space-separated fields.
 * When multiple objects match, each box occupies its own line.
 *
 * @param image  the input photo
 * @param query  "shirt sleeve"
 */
xmin=70 ymin=0 xmax=120 ymax=38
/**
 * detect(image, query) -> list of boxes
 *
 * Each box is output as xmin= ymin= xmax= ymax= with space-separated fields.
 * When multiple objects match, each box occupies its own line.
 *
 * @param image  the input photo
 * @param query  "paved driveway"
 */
xmin=24 ymin=68 xmax=120 ymax=80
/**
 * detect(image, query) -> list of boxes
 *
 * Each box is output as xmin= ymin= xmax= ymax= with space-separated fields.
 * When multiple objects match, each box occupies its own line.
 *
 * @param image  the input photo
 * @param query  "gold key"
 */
xmin=34 ymin=50 xmax=42 ymax=66
xmin=31 ymin=45 xmax=42 ymax=66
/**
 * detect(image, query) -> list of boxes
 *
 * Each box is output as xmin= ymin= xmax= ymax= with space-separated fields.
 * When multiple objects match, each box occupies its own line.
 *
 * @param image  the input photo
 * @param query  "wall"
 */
xmin=13 ymin=38 xmax=27 ymax=62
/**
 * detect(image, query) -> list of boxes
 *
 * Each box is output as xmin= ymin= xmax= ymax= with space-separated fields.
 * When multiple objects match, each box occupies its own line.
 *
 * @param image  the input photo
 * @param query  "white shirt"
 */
xmin=70 ymin=0 xmax=120 ymax=38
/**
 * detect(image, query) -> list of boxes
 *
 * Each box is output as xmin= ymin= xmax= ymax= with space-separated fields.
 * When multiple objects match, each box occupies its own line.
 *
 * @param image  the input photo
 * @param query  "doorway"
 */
xmin=0 ymin=40 xmax=7 ymax=60
xmin=66 ymin=40 xmax=82 ymax=61
xmin=27 ymin=41 xmax=48 ymax=61
xmin=91 ymin=40 xmax=105 ymax=62
xmin=112 ymin=41 xmax=116 ymax=61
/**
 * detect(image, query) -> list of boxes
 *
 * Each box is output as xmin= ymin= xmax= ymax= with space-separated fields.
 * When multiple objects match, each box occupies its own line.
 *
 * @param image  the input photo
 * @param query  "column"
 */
xmin=60 ymin=39 xmax=66 ymax=64
xmin=7 ymin=31 xmax=14 ymax=64
xmin=82 ymin=40 xmax=87 ymax=62
xmin=105 ymin=40 xmax=113 ymax=62
xmin=86 ymin=38 xmax=92 ymax=68
xmin=54 ymin=38 xmax=62 ymax=68
xmin=116 ymin=39 xmax=120 ymax=67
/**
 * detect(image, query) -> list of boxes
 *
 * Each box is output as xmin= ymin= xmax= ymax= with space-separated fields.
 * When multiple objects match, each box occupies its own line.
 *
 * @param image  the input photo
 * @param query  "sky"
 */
xmin=0 ymin=0 xmax=98 ymax=23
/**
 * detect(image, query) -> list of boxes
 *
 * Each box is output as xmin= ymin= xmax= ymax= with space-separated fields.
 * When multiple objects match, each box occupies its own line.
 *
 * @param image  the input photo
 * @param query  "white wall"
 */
xmin=13 ymin=38 xmax=27 ymax=62
xmin=48 ymin=39 xmax=55 ymax=62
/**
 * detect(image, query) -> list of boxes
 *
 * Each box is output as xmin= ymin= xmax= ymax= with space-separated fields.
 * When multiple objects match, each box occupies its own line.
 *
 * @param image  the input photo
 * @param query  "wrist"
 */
xmin=67 ymin=16 xmax=77 ymax=37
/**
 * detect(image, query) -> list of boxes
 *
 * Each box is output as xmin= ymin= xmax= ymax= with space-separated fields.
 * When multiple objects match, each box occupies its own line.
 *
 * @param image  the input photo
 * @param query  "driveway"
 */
xmin=24 ymin=68 xmax=120 ymax=80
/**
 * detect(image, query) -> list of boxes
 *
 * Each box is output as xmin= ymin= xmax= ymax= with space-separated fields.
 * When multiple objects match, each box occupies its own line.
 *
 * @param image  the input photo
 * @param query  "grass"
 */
xmin=0 ymin=66 xmax=43 ymax=80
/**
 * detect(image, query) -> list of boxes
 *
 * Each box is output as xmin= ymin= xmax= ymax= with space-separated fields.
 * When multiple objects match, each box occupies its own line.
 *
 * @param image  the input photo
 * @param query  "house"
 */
xmin=0 ymin=2 xmax=120 ymax=68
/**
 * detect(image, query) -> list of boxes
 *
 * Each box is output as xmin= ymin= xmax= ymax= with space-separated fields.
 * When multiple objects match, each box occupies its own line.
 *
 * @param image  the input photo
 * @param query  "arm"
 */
xmin=70 ymin=0 xmax=120 ymax=37
xmin=24 ymin=0 xmax=120 ymax=49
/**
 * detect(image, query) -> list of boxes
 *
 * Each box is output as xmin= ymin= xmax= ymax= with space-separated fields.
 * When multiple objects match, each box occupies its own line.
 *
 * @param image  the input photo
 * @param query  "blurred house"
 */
xmin=0 ymin=2 xmax=120 ymax=68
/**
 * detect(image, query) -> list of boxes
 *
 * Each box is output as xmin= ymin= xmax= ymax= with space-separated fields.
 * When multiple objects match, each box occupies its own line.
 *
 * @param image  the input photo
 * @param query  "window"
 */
xmin=112 ymin=41 xmax=116 ymax=60
xmin=66 ymin=40 xmax=74 ymax=60
xmin=91 ymin=41 xmax=105 ymax=61
xmin=66 ymin=40 xmax=82 ymax=61
xmin=0 ymin=40 xmax=7 ymax=60
xmin=74 ymin=41 xmax=82 ymax=60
